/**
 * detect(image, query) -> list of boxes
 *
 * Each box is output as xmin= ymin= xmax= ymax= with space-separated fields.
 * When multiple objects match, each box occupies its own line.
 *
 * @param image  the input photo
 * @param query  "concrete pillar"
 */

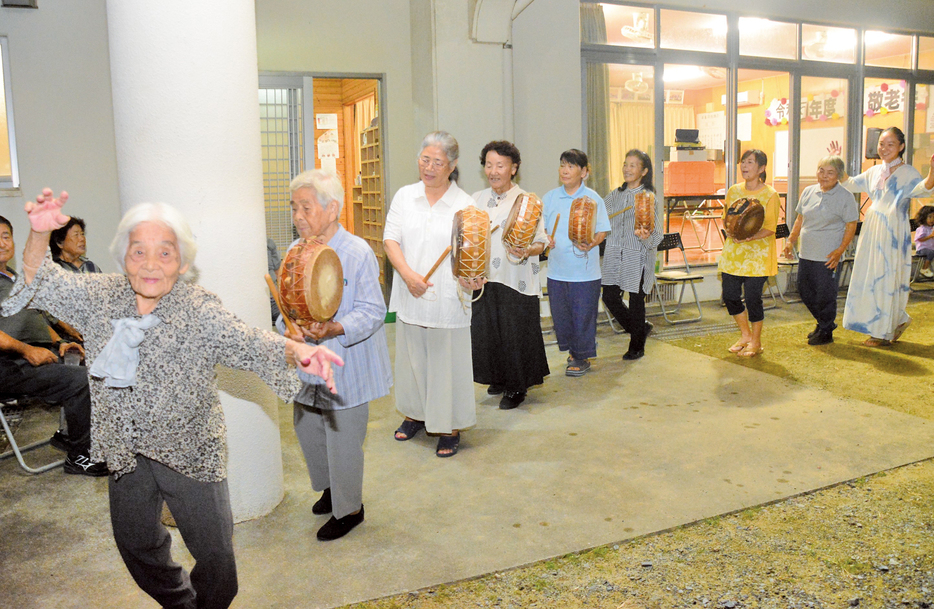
xmin=106 ymin=0 xmax=284 ymax=521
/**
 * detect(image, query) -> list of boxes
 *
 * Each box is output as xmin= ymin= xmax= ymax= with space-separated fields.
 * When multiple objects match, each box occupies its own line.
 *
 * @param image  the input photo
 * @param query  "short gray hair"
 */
xmin=289 ymin=169 xmax=345 ymax=215
xmin=109 ymin=202 xmax=198 ymax=280
xmin=817 ymin=155 xmax=846 ymax=179
xmin=420 ymin=131 xmax=460 ymax=183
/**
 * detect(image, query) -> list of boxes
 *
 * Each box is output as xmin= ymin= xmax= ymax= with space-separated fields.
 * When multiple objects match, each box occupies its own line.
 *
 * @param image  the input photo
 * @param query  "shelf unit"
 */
xmin=356 ymin=123 xmax=387 ymax=295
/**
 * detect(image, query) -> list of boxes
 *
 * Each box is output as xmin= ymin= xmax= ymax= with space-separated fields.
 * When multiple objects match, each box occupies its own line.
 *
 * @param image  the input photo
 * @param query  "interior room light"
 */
xmin=663 ymin=66 xmax=705 ymax=83
xmin=621 ymin=11 xmax=652 ymax=42
xmin=865 ymin=30 xmax=893 ymax=45
xmin=739 ymin=17 xmax=773 ymax=30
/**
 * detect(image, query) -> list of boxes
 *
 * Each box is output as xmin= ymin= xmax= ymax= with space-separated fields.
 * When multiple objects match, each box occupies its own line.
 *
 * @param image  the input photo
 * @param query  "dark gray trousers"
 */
xmin=294 ymin=397 xmax=368 ymax=519
xmin=108 ymin=456 xmax=237 ymax=609
xmin=797 ymin=257 xmax=839 ymax=334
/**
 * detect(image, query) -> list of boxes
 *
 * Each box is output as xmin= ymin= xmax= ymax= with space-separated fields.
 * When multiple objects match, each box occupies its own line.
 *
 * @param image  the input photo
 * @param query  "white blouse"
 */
xmin=471 ymin=184 xmax=548 ymax=297
xmin=383 ymin=180 xmax=475 ymax=329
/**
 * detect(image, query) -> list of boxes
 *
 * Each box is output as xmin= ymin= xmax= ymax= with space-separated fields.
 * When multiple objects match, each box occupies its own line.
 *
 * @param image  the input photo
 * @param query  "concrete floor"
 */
xmin=2 ymin=299 xmax=934 ymax=609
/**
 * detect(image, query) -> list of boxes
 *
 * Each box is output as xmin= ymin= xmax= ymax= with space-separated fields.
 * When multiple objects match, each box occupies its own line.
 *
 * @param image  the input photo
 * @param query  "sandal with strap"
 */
xmin=394 ymin=419 xmax=425 ymax=441
xmin=565 ymin=359 xmax=591 ymax=377
xmin=863 ymin=337 xmax=892 ymax=348
xmin=892 ymin=319 xmax=911 ymax=342
xmin=436 ymin=433 xmax=460 ymax=458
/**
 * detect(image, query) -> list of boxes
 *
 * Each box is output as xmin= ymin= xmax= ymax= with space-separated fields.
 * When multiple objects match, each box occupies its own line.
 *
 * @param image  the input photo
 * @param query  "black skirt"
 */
xmin=471 ymin=281 xmax=550 ymax=392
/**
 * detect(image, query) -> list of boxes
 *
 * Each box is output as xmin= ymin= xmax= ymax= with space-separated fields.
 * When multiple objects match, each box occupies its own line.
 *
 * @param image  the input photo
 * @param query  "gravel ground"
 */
xmin=348 ymin=303 xmax=934 ymax=609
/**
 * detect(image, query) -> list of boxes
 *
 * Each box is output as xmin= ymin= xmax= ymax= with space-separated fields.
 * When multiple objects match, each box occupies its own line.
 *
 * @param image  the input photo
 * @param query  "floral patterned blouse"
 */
xmin=1 ymin=257 xmax=301 ymax=482
xmin=718 ymin=183 xmax=781 ymax=277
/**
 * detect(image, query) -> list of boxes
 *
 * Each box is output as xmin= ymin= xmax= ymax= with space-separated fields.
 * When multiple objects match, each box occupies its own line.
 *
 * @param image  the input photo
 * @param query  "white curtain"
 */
xmin=353 ymin=94 xmax=377 ymax=178
xmin=606 ymin=103 xmax=695 ymax=188
xmin=608 ymin=102 xmax=653 ymax=188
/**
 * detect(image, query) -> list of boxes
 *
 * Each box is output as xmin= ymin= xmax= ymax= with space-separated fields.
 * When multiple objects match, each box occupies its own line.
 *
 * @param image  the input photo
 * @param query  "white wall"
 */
xmin=0 ymin=1 xmax=120 ymax=271
xmin=512 ymin=0 xmax=581 ymax=198
xmin=255 ymin=0 xmax=418 ymax=199
xmin=432 ymin=0 xmax=507 ymax=195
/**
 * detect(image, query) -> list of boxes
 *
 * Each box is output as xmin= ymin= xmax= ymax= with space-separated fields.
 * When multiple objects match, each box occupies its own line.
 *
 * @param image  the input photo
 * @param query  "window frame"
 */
xmin=0 ymin=36 xmax=21 ymax=191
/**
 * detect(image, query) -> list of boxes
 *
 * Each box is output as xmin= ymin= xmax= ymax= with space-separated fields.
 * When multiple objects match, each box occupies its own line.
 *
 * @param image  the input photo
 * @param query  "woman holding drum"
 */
xmin=601 ymin=149 xmax=662 ymax=361
xmin=838 ymin=127 xmax=934 ymax=347
xmin=719 ymin=149 xmax=781 ymax=358
xmin=384 ymin=131 xmax=480 ymax=457
xmin=783 ymin=155 xmax=858 ymax=346
xmin=542 ymin=149 xmax=610 ymax=376
xmin=470 ymin=141 xmax=550 ymax=410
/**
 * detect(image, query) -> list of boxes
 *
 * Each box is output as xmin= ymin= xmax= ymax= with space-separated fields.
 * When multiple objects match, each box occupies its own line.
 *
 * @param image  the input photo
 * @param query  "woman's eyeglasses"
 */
xmin=419 ymin=156 xmax=447 ymax=170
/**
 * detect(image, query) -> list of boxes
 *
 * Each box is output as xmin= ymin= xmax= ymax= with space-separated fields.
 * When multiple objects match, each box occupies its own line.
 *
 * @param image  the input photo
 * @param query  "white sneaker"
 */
xmin=920 ymin=268 xmax=933 ymax=278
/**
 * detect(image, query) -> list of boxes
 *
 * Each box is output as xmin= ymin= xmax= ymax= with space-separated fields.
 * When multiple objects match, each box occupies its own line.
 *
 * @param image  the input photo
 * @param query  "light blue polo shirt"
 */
xmin=542 ymin=184 xmax=611 ymax=282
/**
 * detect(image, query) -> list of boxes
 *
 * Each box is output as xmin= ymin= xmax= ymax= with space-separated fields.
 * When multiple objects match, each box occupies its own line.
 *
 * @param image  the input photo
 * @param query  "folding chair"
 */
xmin=908 ymin=218 xmax=933 ymax=289
xmin=653 ymin=233 xmax=704 ymax=324
xmin=539 ymin=259 xmax=556 ymax=346
xmin=0 ymin=397 xmax=66 ymax=474
xmin=836 ymin=221 xmax=861 ymax=294
xmin=774 ymin=223 xmax=801 ymax=303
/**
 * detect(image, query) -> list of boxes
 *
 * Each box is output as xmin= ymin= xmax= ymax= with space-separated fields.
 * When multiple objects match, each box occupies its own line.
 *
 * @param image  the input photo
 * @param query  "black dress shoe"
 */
xmin=808 ymin=332 xmax=833 ymax=346
xmin=487 ymin=384 xmax=505 ymax=395
xmin=312 ymin=488 xmax=332 ymax=515
xmin=317 ymin=505 xmax=364 ymax=541
xmin=499 ymin=390 xmax=526 ymax=410
xmin=622 ymin=350 xmax=645 ymax=361
xmin=50 ymin=429 xmax=71 ymax=453
xmin=809 ymin=323 xmax=836 ymax=339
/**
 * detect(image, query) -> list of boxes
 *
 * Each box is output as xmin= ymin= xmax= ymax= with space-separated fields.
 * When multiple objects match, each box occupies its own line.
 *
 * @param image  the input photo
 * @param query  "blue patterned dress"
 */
xmin=841 ymin=164 xmax=933 ymax=340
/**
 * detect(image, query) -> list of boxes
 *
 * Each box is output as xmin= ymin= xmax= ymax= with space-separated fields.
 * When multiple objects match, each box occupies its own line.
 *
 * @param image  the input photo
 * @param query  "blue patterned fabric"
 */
xmin=841 ymin=164 xmax=933 ymax=339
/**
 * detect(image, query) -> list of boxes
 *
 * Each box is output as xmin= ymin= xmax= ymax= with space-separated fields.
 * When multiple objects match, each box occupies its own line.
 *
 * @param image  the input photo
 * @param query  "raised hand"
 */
xmin=826 ymin=140 xmax=842 ymax=156
xmin=24 ymin=188 xmax=70 ymax=233
xmin=295 ymin=344 xmax=344 ymax=393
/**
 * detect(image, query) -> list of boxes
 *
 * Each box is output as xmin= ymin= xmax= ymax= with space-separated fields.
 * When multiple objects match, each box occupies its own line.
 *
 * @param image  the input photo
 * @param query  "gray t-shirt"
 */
xmin=0 ymin=271 xmax=54 ymax=347
xmin=795 ymin=183 xmax=859 ymax=262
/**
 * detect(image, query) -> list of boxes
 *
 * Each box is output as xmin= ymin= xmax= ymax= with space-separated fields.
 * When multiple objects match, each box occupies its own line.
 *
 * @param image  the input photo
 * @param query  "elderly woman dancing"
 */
xmin=784 ymin=155 xmax=858 ymax=345
xmin=3 ymin=189 xmax=342 ymax=609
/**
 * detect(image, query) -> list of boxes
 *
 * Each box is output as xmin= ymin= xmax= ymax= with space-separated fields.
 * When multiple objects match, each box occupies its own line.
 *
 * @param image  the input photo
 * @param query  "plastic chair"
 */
xmin=836 ymin=221 xmax=861 ymax=294
xmin=0 ymin=397 xmax=65 ymax=474
xmin=774 ymin=223 xmax=801 ymax=304
xmin=653 ymin=233 xmax=704 ymax=324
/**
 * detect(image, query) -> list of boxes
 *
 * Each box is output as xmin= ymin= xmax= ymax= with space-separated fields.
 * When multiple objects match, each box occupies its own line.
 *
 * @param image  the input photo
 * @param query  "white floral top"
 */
xmin=1 ymin=257 xmax=300 ymax=482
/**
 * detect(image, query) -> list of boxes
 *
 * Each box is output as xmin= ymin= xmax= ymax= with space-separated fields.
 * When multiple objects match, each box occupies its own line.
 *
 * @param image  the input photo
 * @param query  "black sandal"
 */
xmin=436 ymin=434 xmax=460 ymax=458
xmin=394 ymin=419 xmax=425 ymax=441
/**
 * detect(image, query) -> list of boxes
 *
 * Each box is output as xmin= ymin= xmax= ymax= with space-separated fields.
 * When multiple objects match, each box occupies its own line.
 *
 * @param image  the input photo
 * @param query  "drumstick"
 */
xmin=265 ymin=273 xmax=301 ymax=338
xmin=490 ymin=225 xmax=501 ymax=235
xmin=423 ymin=246 xmax=452 ymax=282
xmin=608 ymin=205 xmax=633 ymax=220
xmin=550 ymin=214 xmax=560 ymax=238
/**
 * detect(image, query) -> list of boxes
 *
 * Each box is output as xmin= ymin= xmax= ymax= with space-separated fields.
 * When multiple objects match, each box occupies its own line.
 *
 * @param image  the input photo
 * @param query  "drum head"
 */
xmin=725 ymin=198 xmax=765 ymax=241
xmin=302 ymin=246 xmax=343 ymax=322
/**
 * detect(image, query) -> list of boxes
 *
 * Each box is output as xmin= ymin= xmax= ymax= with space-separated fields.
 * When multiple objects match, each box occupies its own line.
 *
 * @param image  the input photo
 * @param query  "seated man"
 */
xmin=0 ymin=215 xmax=105 ymax=476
